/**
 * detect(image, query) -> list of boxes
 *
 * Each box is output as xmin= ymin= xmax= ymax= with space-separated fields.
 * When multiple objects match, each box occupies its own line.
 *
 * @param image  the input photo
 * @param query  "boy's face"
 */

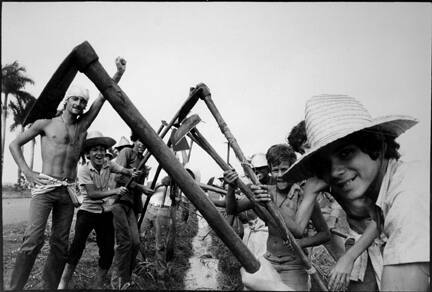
xmin=318 ymin=142 xmax=381 ymax=201
xmin=254 ymin=166 xmax=269 ymax=184
xmin=65 ymin=96 xmax=88 ymax=115
xmin=270 ymin=161 xmax=291 ymax=192
xmin=88 ymin=145 xmax=107 ymax=168
xmin=134 ymin=140 xmax=145 ymax=155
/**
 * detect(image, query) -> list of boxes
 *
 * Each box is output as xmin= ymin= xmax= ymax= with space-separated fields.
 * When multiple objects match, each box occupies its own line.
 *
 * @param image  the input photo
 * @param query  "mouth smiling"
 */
xmin=335 ymin=176 xmax=357 ymax=190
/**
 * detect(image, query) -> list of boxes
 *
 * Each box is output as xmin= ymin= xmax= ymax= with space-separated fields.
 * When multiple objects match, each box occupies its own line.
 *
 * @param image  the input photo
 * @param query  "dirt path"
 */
xmin=184 ymin=212 xmax=221 ymax=290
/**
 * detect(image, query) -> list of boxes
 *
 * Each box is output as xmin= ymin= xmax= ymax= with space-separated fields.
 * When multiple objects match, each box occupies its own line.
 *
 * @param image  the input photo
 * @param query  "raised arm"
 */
xmin=80 ymin=57 xmax=127 ymax=130
xmin=294 ymin=177 xmax=328 ymax=234
xmin=9 ymin=119 xmax=50 ymax=185
xmin=297 ymin=202 xmax=330 ymax=248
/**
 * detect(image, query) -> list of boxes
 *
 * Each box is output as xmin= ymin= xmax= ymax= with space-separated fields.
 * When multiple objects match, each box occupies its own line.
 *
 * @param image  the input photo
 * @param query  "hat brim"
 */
xmin=283 ymin=115 xmax=418 ymax=183
xmin=115 ymin=144 xmax=133 ymax=150
xmin=84 ymin=137 xmax=116 ymax=151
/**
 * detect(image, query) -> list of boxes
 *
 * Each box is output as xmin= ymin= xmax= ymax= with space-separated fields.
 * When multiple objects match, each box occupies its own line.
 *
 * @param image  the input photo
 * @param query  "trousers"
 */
xmin=9 ymin=187 xmax=74 ymax=290
xmin=67 ymin=210 xmax=114 ymax=269
xmin=110 ymin=203 xmax=140 ymax=288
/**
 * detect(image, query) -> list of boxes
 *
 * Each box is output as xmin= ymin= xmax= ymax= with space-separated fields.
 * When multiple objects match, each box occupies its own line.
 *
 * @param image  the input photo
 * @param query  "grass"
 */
xmin=3 ymin=208 xmax=198 ymax=290
xmin=3 ymin=198 xmax=349 ymax=290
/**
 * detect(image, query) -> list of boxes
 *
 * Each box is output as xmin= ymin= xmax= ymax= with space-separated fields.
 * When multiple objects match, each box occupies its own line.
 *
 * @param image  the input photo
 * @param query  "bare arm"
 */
xmin=85 ymin=184 xmax=128 ymax=200
xmin=328 ymin=219 xmax=379 ymax=291
xmin=224 ymin=169 xmax=254 ymax=214
xmin=80 ymin=57 xmax=127 ymax=130
xmin=297 ymin=202 xmax=331 ymax=248
xmin=9 ymin=120 xmax=51 ymax=185
xmin=294 ymin=177 xmax=328 ymax=234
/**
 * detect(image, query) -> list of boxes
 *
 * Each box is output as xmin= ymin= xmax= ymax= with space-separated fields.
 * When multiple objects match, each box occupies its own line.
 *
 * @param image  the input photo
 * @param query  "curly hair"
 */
xmin=312 ymin=129 xmax=401 ymax=178
xmin=266 ymin=144 xmax=297 ymax=167
xmin=287 ymin=120 xmax=307 ymax=155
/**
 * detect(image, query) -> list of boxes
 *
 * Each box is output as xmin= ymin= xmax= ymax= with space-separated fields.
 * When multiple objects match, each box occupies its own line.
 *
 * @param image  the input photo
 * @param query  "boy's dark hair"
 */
xmin=266 ymin=144 xmax=297 ymax=167
xmin=346 ymin=129 xmax=401 ymax=160
xmin=312 ymin=129 xmax=401 ymax=178
xmin=287 ymin=120 xmax=307 ymax=155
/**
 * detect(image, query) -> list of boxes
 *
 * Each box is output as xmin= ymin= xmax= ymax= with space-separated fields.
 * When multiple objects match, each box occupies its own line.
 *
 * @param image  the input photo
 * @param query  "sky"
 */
xmin=2 ymin=2 xmax=431 ymax=186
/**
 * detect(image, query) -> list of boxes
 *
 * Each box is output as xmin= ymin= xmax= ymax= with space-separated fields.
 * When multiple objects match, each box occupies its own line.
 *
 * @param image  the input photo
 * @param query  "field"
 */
xmin=2 ymin=208 xmax=199 ymax=290
xmin=2 ymin=188 xmax=347 ymax=290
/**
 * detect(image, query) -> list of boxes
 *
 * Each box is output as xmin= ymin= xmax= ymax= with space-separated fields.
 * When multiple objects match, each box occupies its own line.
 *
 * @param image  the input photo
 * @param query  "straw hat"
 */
xmin=115 ymin=136 xmax=133 ymax=150
xmin=283 ymin=94 xmax=417 ymax=182
xmin=83 ymin=131 xmax=116 ymax=151
xmin=250 ymin=153 xmax=268 ymax=168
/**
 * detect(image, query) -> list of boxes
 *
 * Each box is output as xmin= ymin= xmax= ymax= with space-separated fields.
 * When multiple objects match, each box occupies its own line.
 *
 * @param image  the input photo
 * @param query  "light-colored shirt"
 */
xmin=78 ymin=160 xmax=124 ymax=213
xmin=376 ymin=159 xmax=430 ymax=265
xmin=149 ymin=184 xmax=172 ymax=206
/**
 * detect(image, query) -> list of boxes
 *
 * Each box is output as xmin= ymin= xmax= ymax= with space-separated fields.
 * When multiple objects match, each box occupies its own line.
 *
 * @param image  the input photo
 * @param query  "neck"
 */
xmin=91 ymin=161 xmax=103 ymax=172
xmin=61 ymin=111 xmax=77 ymax=124
xmin=366 ymin=158 xmax=389 ymax=203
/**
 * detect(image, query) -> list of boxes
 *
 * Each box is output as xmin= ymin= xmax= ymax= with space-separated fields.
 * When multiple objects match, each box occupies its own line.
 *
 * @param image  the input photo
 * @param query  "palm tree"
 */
xmin=1 ymin=61 xmax=34 ymax=178
xmin=9 ymin=94 xmax=36 ymax=186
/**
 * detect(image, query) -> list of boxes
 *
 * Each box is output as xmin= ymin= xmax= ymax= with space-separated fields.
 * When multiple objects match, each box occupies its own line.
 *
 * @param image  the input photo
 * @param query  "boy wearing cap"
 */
xmin=224 ymin=144 xmax=330 ymax=290
xmin=284 ymin=94 xmax=429 ymax=291
xmin=8 ymin=57 xmax=126 ymax=290
xmin=58 ymin=131 xmax=140 ymax=289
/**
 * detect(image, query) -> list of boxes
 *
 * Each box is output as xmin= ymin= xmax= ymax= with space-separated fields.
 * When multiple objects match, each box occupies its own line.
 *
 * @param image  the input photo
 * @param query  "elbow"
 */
xmin=292 ymin=228 xmax=304 ymax=238
xmin=9 ymin=140 xmax=17 ymax=153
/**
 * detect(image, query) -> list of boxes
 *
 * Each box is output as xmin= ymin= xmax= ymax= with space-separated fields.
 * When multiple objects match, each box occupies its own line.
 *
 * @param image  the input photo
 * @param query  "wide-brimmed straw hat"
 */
xmin=115 ymin=136 xmax=133 ymax=150
xmin=83 ymin=131 xmax=116 ymax=151
xmin=283 ymin=94 xmax=417 ymax=183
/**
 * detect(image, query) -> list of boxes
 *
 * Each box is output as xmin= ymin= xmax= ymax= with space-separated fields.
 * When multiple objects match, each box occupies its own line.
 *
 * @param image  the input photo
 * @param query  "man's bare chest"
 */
xmin=44 ymin=120 xmax=85 ymax=146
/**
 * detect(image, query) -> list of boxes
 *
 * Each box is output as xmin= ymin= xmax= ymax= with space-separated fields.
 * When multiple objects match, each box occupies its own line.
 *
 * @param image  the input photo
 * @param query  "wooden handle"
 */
xmin=196 ymin=89 xmax=328 ymax=290
xmin=76 ymin=50 xmax=260 ymax=273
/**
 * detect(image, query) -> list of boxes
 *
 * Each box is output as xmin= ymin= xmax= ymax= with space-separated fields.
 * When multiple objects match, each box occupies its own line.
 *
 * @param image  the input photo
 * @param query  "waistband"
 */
xmin=150 ymin=203 xmax=170 ymax=208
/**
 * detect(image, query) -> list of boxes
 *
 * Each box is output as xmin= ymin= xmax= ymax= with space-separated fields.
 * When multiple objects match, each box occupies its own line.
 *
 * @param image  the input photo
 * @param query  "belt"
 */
xmin=150 ymin=203 xmax=170 ymax=208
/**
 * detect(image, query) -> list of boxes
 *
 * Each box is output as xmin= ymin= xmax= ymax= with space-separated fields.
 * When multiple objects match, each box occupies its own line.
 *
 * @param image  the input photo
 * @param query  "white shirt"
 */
xmin=149 ymin=184 xmax=172 ymax=206
xmin=376 ymin=159 xmax=430 ymax=265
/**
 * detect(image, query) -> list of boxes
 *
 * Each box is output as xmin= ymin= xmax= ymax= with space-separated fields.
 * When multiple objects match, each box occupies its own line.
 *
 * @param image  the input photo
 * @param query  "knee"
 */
xmin=20 ymin=232 xmax=46 ymax=254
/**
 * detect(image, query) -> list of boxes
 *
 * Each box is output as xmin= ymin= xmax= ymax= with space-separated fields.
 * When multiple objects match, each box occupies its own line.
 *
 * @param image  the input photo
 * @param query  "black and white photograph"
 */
xmin=1 ymin=2 xmax=430 ymax=291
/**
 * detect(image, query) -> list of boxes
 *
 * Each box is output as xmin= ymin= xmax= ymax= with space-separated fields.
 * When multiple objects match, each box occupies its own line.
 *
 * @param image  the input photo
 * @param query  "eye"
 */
xmin=338 ymin=147 xmax=355 ymax=160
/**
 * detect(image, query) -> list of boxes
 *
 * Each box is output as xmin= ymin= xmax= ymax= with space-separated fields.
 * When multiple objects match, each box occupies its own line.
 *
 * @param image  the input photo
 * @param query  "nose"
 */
xmin=330 ymin=160 xmax=346 ymax=179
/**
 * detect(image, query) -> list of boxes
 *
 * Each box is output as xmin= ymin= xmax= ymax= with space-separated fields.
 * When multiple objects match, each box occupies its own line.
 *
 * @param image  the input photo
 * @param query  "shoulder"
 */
xmin=378 ymin=159 xmax=429 ymax=215
xmin=78 ymin=162 xmax=91 ymax=174
xmin=388 ymin=159 xmax=429 ymax=200
xmin=29 ymin=118 xmax=52 ymax=130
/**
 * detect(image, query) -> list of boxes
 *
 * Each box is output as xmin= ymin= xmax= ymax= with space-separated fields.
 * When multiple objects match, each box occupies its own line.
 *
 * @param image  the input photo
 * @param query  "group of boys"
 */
xmin=211 ymin=94 xmax=429 ymax=291
xmin=8 ymin=50 xmax=429 ymax=292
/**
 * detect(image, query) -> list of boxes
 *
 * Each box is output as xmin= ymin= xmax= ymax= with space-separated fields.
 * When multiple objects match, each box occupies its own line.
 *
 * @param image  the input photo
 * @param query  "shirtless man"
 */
xmin=8 ymin=57 xmax=126 ymax=290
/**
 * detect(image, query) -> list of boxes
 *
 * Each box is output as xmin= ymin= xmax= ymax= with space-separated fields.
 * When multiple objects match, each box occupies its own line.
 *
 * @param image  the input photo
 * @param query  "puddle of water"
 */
xmin=184 ymin=212 xmax=221 ymax=290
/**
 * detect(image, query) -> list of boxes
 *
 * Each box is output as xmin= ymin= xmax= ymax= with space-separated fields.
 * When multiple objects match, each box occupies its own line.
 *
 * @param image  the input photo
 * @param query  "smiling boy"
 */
xmin=58 ymin=131 xmax=139 ymax=289
xmin=283 ymin=94 xmax=429 ymax=291
xmin=224 ymin=144 xmax=330 ymax=290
